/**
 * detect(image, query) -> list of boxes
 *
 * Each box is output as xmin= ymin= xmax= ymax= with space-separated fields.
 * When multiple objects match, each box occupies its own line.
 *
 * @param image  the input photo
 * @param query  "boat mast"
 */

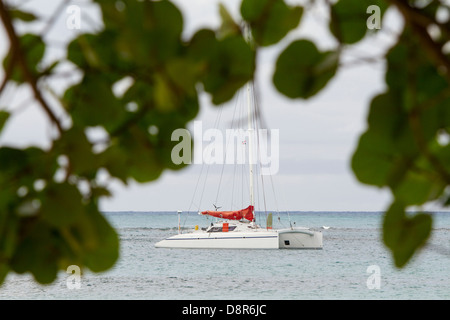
xmin=247 ymin=81 xmax=255 ymax=221
xmin=244 ymin=23 xmax=255 ymax=222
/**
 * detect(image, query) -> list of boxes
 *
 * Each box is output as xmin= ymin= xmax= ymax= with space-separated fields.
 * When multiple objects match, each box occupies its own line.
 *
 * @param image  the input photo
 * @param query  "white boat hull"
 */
xmin=155 ymin=226 xmax=322 ymax=249
xmin=278 ymin=228 xmax=323 ymax=249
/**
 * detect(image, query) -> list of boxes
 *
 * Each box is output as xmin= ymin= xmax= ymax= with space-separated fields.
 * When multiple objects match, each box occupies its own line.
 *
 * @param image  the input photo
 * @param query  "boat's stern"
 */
xmin=278 ymin=228 xmax=323 ymax=249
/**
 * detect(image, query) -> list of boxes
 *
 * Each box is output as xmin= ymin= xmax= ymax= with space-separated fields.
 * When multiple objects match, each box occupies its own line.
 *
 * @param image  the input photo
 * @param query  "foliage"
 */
xmin=0 ymin=0 xmax=449 ymax=284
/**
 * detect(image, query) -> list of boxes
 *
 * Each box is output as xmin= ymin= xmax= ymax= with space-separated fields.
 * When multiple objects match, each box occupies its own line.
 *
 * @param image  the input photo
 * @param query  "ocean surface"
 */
xmin=1 ymin=211 xmax=449 ymax=300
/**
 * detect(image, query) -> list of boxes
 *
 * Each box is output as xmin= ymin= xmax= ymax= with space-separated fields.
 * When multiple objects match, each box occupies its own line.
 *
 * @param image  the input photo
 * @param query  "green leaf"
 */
xmin=385 ymin=29 xmax=449 ymax=114
xmin=120 ymin=125 xmax=164 ymax=183
xmin=53 ymin=127 xmax=97 ymax=177
xmin=0 ymin=212 xmax=18 ymax=285
xmin=329 ymin=0 xmax=368 ymax=44
xmin=351 ymin=131 xmax=396 ymax=187
xmin=98 ymin=144 xmax=129 ymax=184
xmin=0 ymin=147 xmax=29 ymax=182
xmin=96 ymin=0 xmax=184 ymax=66
xmin=2 ymin=34 xmax=45 ymax=84
xmin=0 ymin=111 xmax=9 ymax=133
xmin=241 ymin=0 xmax=303 ymax=46
xmin=351 ymin=91 xmax=422 ymax=188
xmin=63 ymin=74 xmax=125 ymax=132
xmin=70 ymin=204 xmax=119 ymax=272
xmin=9 ymin=9 xmax=38 ymax=22
xmin=10 ymin=220 xmax=60 ymax=284
xmin=240 ymin=0 xmax=269 ymax=21
xmin=166 ymin=58 xmax=203 ymax=97
xmin=219 ymin=3 xmax=241 ymax=38
xmin=273 ymin=39 xmax=339 ymax=99
xmin=383 ymin=201 xmax=432 ymax=268
xmin=40 ymin=182 xmax=83 ymax=227
xmin=393 ymin=170 xmax=445 ymax=205
xmin=191 ymin=30 xmax=254 ymax=105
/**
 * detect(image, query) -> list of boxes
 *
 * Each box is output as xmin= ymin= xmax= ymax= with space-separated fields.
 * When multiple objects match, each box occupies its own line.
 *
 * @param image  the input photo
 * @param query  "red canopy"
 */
xmin=201 ymin=205 xmax=254 ymax=221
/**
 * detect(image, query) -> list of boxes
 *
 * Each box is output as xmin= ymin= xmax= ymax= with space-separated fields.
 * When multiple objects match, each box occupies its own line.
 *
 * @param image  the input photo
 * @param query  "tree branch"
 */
xmin=0 ymin=0 xmax=63 ymax=134
xmin=389 ymin=0 xmax=450 ymax=82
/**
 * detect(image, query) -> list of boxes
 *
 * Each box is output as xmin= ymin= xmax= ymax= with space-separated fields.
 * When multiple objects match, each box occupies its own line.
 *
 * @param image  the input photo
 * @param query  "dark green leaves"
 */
xmin=191 ymin=30 xmax=254 ymax=105
xmin=329 ymin=0 xmax=388 ymax=44
xmin=95 ymin=0 xmax=184 ymax=66
xmin=40 ymin=182 xmax=83 ymax=227
xmin=352 ymin=23 xmax=450 ymax=266
xmin=9 ymin=9 xmax=38 ymax=22
xmin=383 ymin=202 xmax=432 ymax=268
xmin=0 ymin=111 xmax=9 ymax=133
xmin=329 ymin=0 xmax=368 ymax=44
xmin=0 ymin=144 xmax=118 ymax=284
xmin=273 ymin=40 xmax=339 ymax=99
xmin=2 ymin=34 xmax=45 ymax=84
xmin=241 ymin=0 xmax=303 ymax=46
xmin=63 ymin=74 xmax=125 ymax=131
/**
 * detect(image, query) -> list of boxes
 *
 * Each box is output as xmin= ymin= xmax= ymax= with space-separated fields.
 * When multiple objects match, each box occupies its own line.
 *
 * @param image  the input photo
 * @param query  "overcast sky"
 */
xmin=0 ymin=0 xmax=410 ymax=212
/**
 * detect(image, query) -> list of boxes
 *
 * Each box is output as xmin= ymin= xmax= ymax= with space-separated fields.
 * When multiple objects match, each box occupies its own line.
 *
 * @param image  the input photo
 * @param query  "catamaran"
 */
xmin=155 ymin=79 xmax=323 ymax=250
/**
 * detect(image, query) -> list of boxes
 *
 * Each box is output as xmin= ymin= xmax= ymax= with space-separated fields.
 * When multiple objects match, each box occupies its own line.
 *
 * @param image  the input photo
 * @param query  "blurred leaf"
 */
xmin=0 ymin=211 xmax=18 ymax=284
xmin=393 ymin=170 xmax=444 ymax=205
xmin=63 ymin=74 xmax=125 ymax=132
xmin=0 ymin=111 xmax=9 ymax=133
xmin=166 ymin=58 xmax=203 ymax=97
xmin=241 ymin=0 xmax=302 ymax=46
xmin=2 ymin=34 xmax=45 ymax=84
xmin=329 ymin=0 xmax=388 ymax=44
xmin=10 ymin=220 xmax=60 ymax=284
xmin=273 ymin=39 xmax=339 ymax=99
xmin=353 ymin=22 xmax=450 ymax=268
xmin=98 ymin=144 xmax=129 ymax=184
xmin=70 ymin=204 xmax=119 ymax=272
xmin=96 ymin=0 xmax=184 ymax=66
xmin=329 ymin=0 xmax=368 ymax=44
xmin=9 ymin=9 xmax=38 ymax=22
xmin=383 ymin=201 xmax=432 ymax=268
xmin=351 ymin=130 xmax=397 ymax=187
xmin=53 ymin=127 xmax=97 ymax=177
xmin=219 ymin=3 xmax=241 ymax=38
xmin=40 ymin=182 xmax=83 ymax=227
xmin=190 ymin=30 xmax=254 ymax=104
xmin=0 ymin=147 xmax=56 ymax=186
xmin=120 ymin=125 xmax=163 ymax=183
xmin=68 ymin=32 xmax=119 ymax=71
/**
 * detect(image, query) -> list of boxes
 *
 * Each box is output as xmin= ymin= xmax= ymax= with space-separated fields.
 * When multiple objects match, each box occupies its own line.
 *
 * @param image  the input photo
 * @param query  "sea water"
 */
xmin=1 ymin=211 xmax=449 ymax=300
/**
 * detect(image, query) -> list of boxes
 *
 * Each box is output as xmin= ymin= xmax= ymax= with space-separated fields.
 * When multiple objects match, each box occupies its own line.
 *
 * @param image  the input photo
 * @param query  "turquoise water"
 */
xmin=1 ymin=211 xmax=449 ymax=299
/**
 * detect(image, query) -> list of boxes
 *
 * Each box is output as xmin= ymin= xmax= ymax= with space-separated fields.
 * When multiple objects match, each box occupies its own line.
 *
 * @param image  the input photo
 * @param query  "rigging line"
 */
xmin=183 ymin=103 xmax=223 ymax=227
xmin=252 ymin=80 xmax=285 ymax=228
xmin=255 ymin=155 xmax=265 ymax=225
xmin=183 ymin=162 xmax=206 ymax=227
xmin=197 ymin=100 xmax=225 ymax=213
xmin=230 ymin=94 xmax=243 ymax=210
xmin=260 ymin=135 xmax=288 ymax=229
xmin=214 ymin=90 xmax=241 ymax=207
xmin=239 ymin=92 xmax=246 ymax=209
xmin=271 ymin=171 xmax=293 ymax=229
xmin=230 ymin=152 xmax=237 ymax=209
xmin=241 ymin=151 xmax=244 ymax=208
xmin=197 ymin=149 xmax=212 ymax=213
xmin=268 ymin=169 xmax=287 ymax=228
xmin=249 ymin=81 xmax=268 ymax=223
